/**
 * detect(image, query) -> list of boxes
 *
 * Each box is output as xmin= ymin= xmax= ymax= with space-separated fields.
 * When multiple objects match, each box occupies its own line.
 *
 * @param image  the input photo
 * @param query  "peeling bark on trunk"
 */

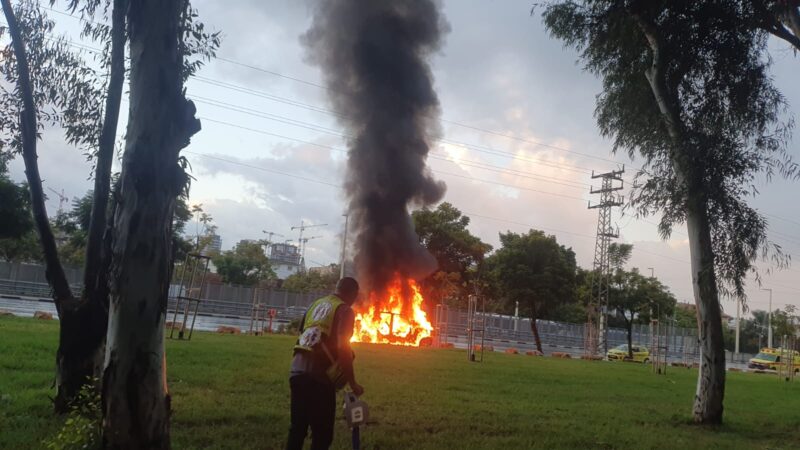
xmin=54 ymin=0 xmax=129 ymax=413
xmin=634 ymin=14 xmax=726 ymax=424
xmin=529 ymin=310 xmax=543 ymax=354
xmin=685 ymin=198 xmax=725 ymax=423
xmin=101 ymin=0 xmax=198 ymax=447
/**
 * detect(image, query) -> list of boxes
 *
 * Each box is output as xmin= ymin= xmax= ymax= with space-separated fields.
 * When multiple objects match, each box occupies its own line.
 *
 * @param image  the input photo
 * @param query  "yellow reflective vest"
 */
xmin=294 ymin=294 xmax=344 ymax=353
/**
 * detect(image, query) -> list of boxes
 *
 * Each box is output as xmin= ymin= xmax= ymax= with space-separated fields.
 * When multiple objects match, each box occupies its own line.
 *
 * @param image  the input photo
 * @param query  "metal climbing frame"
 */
xmin=248 ymin=287 xmax=276 ymax=335
xmin=169 ymin=253 xmax=211 ymax=340
xmin=434 ymin=303 xmax=450 ymax=347
xmin=650 ymin=319 xmax=668 ymax=375
xmin=466 ymin=295 xmax=486 ymax=362
xmin=777 ymin=336 xmax=797 ymax=382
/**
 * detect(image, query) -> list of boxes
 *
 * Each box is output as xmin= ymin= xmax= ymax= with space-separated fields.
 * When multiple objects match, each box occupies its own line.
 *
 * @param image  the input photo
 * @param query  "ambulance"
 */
xmin=747 ymin=347 xmax=800 ymax=372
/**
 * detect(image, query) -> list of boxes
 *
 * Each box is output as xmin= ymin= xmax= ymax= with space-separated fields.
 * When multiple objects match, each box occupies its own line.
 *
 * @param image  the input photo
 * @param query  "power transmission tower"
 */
xmin=585 ymin=166 xmax=624 ymax=359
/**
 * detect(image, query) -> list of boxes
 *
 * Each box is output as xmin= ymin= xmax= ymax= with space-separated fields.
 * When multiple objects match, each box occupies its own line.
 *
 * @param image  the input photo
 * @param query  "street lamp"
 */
xmin=761 ymin=288 xmax=773 ymax=348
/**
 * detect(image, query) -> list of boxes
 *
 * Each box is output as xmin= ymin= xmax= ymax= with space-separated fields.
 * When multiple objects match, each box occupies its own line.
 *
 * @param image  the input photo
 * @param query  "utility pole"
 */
xmin=339 ymin=213 xmax=349 ymax=279
xmin=647 ymin=267 xmax=655 ymax=342
xmin=586 ymin=166 xmax=624 ymax=358
xmin=762 ymin=288 xmax=773 ymax=348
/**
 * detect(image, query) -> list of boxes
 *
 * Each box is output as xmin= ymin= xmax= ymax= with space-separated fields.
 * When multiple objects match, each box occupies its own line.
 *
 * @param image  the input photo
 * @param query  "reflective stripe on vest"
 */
xmin=294 ymin=295 xmax=344 ymax=352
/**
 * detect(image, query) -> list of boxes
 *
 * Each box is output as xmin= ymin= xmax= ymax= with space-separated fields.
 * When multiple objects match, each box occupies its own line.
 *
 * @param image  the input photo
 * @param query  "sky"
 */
xmin=6 ymin=0 xmax=800 ymax=317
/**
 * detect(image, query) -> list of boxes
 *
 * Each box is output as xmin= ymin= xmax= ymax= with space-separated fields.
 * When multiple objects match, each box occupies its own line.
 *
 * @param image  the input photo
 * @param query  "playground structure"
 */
xmin=650 ymin=318 xmax=668 ymax=374
xmin=776 ymin=335 xmax=798 ymax=382
xmin=248 ymin=287 xmax=277 ymax=335
xmin=433 ymin=303 xmax=451 ymax=348
xmin=583 ymin=310 xmax=600 ymax=359
xmin=680 ymin=338 xmax=699 ymax=368
xmin=169 ymin=253 xmax=211 ymax=340
xmin=466 ymin=294 xmax=486 ymax=362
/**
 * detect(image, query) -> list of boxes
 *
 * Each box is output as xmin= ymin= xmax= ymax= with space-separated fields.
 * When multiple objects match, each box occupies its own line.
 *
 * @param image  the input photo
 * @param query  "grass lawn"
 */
xmin=2 ymin=316 xmax=800 ymax=449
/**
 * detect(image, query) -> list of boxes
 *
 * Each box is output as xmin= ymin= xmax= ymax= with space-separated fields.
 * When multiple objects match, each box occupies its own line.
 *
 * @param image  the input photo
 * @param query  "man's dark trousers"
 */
xmin=287 ymin=374 xmax=336 ymax=450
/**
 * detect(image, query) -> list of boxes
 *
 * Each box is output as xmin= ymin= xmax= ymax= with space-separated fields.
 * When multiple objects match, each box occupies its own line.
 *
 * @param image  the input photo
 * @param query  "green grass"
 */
xmin=2 ymin=315 xmax=800 ymax=449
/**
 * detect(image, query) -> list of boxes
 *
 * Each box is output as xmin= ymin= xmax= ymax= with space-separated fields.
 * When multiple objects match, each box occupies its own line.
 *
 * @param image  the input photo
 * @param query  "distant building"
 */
xmin=309 ymin=264 xmax=337 ymax=277
xmin=269 ymin=242 xmax=302 ymax=279
xmin=202 ymin=233 xmax=222 ymax=256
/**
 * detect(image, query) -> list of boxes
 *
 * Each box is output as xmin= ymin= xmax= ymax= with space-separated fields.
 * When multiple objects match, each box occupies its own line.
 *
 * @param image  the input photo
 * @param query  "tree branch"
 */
xmin=1 ymin=0 xmax=74 ymax=310
xmin=83 ymin=0 xmax=128 ymax=307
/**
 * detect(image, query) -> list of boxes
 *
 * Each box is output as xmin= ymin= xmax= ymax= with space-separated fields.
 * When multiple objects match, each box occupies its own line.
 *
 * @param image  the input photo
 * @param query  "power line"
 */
xmin=39 ymin=25 xmax=628 ymax=185
xmin=191 ymin=96 xmax=590 ymax=190
xmin=41 ymin=6 xmax=636 ymax=170
xmin=197 ymin=116 xmax=590 ymax=201
xmin=192 ymin=76 xmax=603 ymax=177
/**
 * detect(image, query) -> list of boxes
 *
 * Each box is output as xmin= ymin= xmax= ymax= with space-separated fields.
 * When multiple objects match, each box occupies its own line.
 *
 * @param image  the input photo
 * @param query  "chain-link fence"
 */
xmin=0 ymin=261 xmax=756 ymax=363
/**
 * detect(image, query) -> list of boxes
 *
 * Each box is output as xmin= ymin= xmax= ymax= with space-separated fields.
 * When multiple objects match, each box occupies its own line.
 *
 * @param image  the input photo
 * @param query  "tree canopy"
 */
xmin=282 ymin=266 xmax=339 ymax=293
xmin=609 ymin=268 xmax=676 ymax=357
xmin=542 ymin=0 xmax=797 ymax=424
xmin=0 ymin=174 xmax=32 ymax=240
xmin=412 ymin=202 xmax=492 ymax=305
xmin=212 ymin=240 xmax=276 ymax=286
xmin=486 ymin=229 xmax=577 ymax=352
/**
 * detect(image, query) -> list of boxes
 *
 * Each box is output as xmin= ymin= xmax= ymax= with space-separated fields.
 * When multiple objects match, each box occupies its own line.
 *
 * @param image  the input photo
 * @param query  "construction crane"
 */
xmin=291 ymin=220 xmax=328 ymax=246
xmin=47 ymin=187 xmax=68 ymax=215
xmin=298 ymin=235 xmax=322 ymax=269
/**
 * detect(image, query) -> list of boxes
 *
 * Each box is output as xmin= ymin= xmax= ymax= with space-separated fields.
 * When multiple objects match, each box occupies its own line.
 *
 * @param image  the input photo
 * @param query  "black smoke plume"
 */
xmin=303 ymin=0 xmax=449 ymax=294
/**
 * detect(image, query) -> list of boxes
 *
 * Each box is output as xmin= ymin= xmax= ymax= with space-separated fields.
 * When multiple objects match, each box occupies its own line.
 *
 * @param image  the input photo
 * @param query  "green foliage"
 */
xmin=0 ymin=229 xmax=41 ymax=262
xmin=43 ymin=381 xmax=101 ymax=450
xmin=282 ymin=267 xmax=338 ymax=293
xmin=0 ymin=0 xmax=106 ymax=159
xmin=674 ymin=304 xmax=698 ymax=329
xmin=211 ymin=240 xmax=275 ymax=286
xmin=412 ymin=203 xmax=492 ymax=305
xmin=541 ymin=1 xmax=795 ymax=299
xmin=767 ymin=305 xmax=799 ymax=343
xmin=0 ymin=175 xmax=32 ymax=239
xmin=485 ymin=229 xmax=577 ymax=318
xmin=4 ymin=316 xmax=800 ymax=449
xmin=607 ymin=243 xmax=633 ymax=271
xmin=608 ymin=268 xmax=676 ymax=355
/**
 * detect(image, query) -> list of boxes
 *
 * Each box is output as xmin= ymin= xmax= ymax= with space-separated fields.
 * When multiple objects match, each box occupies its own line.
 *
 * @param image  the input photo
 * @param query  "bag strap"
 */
xmin=319 ymin=340 xmax=337 ymax=365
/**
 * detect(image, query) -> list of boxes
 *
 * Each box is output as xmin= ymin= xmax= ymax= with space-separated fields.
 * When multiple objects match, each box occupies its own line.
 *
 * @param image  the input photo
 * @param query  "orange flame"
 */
xmin=351 ymin=275 xmax=433 ymax=346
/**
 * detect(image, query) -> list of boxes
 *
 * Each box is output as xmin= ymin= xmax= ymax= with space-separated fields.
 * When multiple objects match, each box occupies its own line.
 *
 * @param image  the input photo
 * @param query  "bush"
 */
xmin=44 ymin=381 xmax=101 ymax=450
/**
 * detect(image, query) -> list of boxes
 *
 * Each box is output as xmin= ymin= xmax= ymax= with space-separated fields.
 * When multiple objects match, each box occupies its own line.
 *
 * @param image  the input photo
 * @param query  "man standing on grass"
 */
xmin=287 ymin=277 xmax=365 ymax=450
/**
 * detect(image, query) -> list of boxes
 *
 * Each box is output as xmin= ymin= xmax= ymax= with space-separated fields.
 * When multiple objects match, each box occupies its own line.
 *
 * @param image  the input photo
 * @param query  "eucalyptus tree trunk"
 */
xmin=1 ymin=0 xmax=84 ymax=412
xmin=634 ymin=15 xmax=726 ymax=424
xmin=529 ymin=309 xmax=543 ymax=354
xmin=102 ymin=0 xmax=199 ymax=447
xmin=52 ymin=0 xmax=131 ymax=413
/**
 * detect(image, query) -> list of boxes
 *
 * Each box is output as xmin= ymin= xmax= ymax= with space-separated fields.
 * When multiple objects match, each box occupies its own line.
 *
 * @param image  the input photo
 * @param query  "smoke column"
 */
xmin=304 ymin=0 xmax=449 ymax=294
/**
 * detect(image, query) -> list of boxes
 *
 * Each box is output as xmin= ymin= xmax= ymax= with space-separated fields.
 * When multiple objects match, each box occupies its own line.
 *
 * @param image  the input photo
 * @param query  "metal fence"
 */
xmin=434 ymin=307 xmax=703 ymax=358
xmin=0 ymin=261 xmax=755 ymax=362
